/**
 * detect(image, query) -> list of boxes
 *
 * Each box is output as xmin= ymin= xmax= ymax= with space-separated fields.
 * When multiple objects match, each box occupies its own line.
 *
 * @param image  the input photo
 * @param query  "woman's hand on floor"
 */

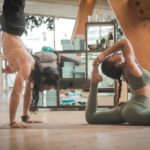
xmin=10 ymin=122 xmax=31 ymax=128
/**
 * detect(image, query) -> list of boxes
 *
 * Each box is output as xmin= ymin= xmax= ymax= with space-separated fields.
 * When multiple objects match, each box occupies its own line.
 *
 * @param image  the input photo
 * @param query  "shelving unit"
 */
xmin=85 ymin=21 xmax=118 ymax=103
xmin=85 ymin=21 xmax=117 ymax=51
xmin=38 ymin=21 xmax=119 ymax=110
xmin=55 ymin=50 xmax=90 ymax=109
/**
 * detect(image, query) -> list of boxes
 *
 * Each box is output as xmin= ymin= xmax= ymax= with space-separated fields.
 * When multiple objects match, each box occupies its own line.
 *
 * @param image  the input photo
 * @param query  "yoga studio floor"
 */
xmin=0 ymin=95 xmax=150 ymax=150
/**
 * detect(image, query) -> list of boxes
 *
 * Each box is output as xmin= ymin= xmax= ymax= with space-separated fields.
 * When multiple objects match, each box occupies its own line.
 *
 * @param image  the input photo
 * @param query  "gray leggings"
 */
xmin=85 ymin=84 xmax=150 ymax=125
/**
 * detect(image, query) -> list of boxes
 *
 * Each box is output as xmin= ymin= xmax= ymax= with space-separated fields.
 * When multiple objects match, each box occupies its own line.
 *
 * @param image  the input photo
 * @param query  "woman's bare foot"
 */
xmin=10 ymin=122 xmax=31 ymax=128
xmin=25 ymin=120 xmax=43 ymax=123
xmin=91 ymin=66 xmax=103 ymax=84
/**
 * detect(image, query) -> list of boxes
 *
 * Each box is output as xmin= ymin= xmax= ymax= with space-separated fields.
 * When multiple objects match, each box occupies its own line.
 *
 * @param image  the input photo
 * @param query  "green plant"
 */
xmin=25 ymin=15 xmax=55 ymax=34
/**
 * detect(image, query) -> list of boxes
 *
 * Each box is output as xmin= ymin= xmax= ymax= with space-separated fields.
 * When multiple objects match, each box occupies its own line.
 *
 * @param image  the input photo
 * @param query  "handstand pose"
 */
xmin=1 ymin=0 xmax=59 ymax=128
xmin=86 ymin=38 xmax=150 ymax=125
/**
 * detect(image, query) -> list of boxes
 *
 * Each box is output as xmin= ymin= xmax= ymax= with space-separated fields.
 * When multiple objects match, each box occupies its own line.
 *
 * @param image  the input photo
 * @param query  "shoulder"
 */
xmin=124 ymin=61 xmax=143 ymax=77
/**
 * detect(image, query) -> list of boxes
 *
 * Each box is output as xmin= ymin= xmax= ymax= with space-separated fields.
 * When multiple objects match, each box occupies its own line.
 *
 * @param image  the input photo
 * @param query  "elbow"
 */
xmin=118 ymin=38 xmax=131 ymax=50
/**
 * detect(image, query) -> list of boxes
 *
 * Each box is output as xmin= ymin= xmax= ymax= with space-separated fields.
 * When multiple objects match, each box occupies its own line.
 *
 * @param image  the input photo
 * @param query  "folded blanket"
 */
xmin=41 ymin=62 xmax=57 ymax=69
xmin=35 ymin=52 xmax=57 ymax=63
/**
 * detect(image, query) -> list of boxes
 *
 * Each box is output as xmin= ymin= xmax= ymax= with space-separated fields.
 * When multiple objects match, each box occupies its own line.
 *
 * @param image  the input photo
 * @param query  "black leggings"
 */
xmin=1 ymin=0 xmax=26 ymax=36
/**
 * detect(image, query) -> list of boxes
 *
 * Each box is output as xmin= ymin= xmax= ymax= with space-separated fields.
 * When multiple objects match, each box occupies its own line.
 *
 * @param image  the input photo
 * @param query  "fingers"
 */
xmin=93 ymin=53 xmax=105 ymax=66
xmin=93 ymin=61 xmax=100 ymax=66
xmin=93 ymin=57 xmax=101 ymax=66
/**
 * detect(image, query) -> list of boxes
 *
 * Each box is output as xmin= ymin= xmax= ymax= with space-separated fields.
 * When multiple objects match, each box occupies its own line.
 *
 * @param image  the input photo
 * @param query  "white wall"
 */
xmin=0 ymin=0 xmax=114 ymax=19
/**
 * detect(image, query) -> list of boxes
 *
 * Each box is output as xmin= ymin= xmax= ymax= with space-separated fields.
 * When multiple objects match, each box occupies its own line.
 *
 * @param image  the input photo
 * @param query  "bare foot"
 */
xmin=25 ymin=120 xmax=43 ymax=123
xmin=10 ymin=122 xmax=31 ymax=128
xmin=91 ymin=66 xmax=103 ymax=84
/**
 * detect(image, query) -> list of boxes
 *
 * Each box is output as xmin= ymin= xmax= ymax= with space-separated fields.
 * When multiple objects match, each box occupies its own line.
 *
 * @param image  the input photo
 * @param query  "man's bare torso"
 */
xmin=2 ymin=32 xmax=35 ymax=72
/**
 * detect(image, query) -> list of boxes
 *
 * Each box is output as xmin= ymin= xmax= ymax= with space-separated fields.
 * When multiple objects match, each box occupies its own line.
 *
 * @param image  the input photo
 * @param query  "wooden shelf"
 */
xmin=54 ymin=50 xmax=87 ymax=54
xmin=38 ymin=21 xmax=118 ymax=109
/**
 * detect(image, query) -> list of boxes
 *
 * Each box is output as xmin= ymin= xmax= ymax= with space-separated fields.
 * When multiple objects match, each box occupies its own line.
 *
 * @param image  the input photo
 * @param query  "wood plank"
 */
xmin=108 ymin=0 xmax=150 ymax=71
xmin=72 ymin=0 xmax=96 ymax=40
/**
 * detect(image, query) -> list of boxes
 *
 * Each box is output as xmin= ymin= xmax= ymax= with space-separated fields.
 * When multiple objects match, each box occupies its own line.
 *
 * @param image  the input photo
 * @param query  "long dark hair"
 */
xmin=101 ymin=58 xmax=123 ymax=105
xmin=30 ymin=55 xmax=59 ymax=111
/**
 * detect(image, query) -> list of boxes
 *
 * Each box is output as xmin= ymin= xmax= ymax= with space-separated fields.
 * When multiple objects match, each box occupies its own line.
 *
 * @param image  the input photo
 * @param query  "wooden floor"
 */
xmin=1 ymin=95 xmax=150 ymax=150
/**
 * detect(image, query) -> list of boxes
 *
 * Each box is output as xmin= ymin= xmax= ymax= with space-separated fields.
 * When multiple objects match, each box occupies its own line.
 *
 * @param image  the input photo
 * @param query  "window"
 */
xmin=22 ymin=17 xmax=75 ymax=52
xmin=22 ymin=23 xmax=54 ymax=53
xmin=55 ymin=18 xmax=75 ymax=50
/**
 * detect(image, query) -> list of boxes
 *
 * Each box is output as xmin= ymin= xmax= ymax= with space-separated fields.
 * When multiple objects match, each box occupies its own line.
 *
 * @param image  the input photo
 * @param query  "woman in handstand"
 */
xmin=86 ymin=38 xmax=150 ymax=125
xmin=1 ymin=0 xmax=59 ymax=128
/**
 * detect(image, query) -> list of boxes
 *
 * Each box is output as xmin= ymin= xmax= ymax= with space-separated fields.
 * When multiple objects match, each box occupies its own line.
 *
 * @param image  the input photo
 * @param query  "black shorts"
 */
xmin=0 ymin=0 xmax=26 ymax=36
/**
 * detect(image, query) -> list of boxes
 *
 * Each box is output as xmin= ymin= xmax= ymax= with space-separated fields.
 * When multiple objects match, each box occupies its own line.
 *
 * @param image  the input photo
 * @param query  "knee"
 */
xmin=85 ymin=113 xmax=96 ymax=124
xmin=121 ymin=105 xmax=139 ymax=124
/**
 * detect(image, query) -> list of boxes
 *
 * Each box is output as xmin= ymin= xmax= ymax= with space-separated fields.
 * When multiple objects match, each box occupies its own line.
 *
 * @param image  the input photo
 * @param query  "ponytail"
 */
xmin=101 ymin=58 xmax=123 ymax=106
xmin=30 ymin=55 xmax=42 ymax=111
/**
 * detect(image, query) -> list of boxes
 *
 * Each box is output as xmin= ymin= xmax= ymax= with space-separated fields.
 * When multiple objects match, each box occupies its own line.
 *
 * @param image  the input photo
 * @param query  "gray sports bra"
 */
xmin=126 ymin=68 xmax=150 ymax=90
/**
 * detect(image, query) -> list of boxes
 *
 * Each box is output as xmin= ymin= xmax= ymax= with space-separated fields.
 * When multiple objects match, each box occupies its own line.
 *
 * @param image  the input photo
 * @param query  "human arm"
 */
xmin=94 ymin=38 xmax=142 ymax=76
xmin=9 ymin=64 xmax=32 ymax=128
xmin=22 ymin=79 xmax=43 ymax=123
xmin=23 ymin=79 xmax=33 ymax=116
xmin=94 ymin=39 xmax=134 ymax=63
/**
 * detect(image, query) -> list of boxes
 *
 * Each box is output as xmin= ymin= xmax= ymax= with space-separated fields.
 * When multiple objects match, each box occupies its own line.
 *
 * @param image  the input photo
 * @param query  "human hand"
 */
xmin=10 ymin=122 xmax=31 ymax=128
xmin=93 ymin=53 xmax=106 ymax=66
